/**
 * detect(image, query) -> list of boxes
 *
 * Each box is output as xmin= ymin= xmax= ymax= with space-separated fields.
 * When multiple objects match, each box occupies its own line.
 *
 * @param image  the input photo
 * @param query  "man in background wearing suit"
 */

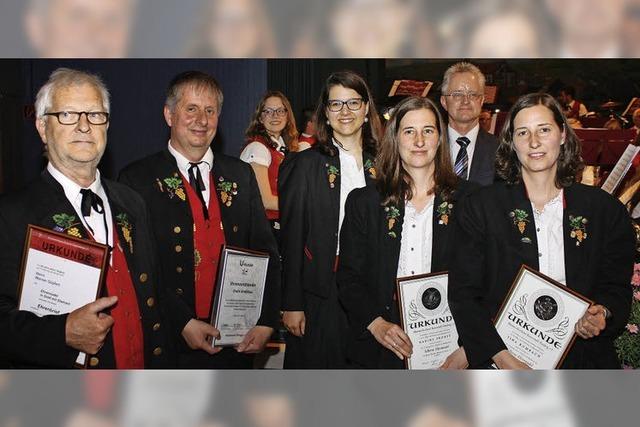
xmin=440 ymin=62 xmax=498 ymax=186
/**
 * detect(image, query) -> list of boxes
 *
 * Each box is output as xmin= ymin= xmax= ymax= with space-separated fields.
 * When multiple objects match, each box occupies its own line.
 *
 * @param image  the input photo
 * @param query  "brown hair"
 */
xmin=496 ymin=92 xmax=583 ymax=188
xmin=246 ymin=90 xmax=299 ymax=152
xmin=377 ymin=96 xmax=458 ymax=206
xmin=314 ymin=70 xmax=382 ymax=157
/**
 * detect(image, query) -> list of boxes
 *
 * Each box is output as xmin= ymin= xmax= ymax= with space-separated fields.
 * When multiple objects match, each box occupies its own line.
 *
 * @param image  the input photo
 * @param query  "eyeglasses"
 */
xmin=327 ymin=98 xmax=364 ymax=112
xmin=44 ymin=111 xmax=110 ymax=125
xmin=261 ymin=107 xmax=288 ymax=118
xmin=443 ymin=92 xmax=483 ymax=102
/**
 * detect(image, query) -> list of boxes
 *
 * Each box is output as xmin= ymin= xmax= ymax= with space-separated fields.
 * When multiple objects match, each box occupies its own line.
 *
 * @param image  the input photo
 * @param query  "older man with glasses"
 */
xmin=440 ymin=61 xmax=498 ymax=186
xmin=0 ymin=67 xmax=172 ymax=368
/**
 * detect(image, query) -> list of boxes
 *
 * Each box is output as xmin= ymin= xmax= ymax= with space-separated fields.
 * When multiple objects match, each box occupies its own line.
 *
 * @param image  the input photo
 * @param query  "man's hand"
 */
xmin=65 ymin=296 xmax=118 ymax=354
xmin=367 ymin=316 xmax=413 ymax=360
xmin=575 ymin=304 xmax=607 ymax=339
xmin=237 ymin=325 xmax=274 ymax=353
xmin=439 ymin=346 xmax=469 ymax=370
xmin=182 ymin=319 xmax=223 ymax=355
xmin=282 ymin=311 xmax=306 ymax=337
xmin=492 ymin=349 xmax=531 ymax=370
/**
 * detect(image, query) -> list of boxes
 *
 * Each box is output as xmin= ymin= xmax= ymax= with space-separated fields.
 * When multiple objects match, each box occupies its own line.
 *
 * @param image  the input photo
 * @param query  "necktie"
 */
xmin=188 ymin=162 xmax=209 ymax=220
xmin=80 ymin=188 xmax=105 ymax=236
xmin=454 ymin=136 xmax=470 ymax=179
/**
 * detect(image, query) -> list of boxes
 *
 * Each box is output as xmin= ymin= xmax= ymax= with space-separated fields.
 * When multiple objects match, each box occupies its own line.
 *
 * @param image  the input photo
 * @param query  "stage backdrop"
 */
xmin=18 ymin=59 xmax=267 ymax=183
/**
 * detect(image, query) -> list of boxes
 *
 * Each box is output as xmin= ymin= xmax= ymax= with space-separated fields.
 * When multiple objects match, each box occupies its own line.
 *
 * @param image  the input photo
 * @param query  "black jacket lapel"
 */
xmin=363 ymin=151 xmax=377 ymax=186
xmin=41 ymin=170 xmax=91 ymax=240
xmin=325 ymin=154 xmax=341 ymax=229
xmin=431 ymin=193 xmax=451 ymax=271
xmin=507 ymin=183 xmax=540 ymax=271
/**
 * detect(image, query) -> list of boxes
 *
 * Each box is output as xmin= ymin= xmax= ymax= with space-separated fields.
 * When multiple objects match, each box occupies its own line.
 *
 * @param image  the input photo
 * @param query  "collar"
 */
xmin=448 ymin=123 xmax=480 ymax=144
xmin=47 ymin=162 xmax=103 ymax=202
xmin=167 ymin=140 xmax=214 ymax=176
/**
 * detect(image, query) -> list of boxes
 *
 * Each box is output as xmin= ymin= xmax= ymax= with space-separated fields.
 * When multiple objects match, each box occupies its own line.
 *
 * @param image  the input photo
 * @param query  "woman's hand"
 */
xmin=492 ymin=349 xmax=531 ymax=370
xmin=367 ymin=316 xmax=413 ymax=360
xmin=439 ymin=346 xmax=469 ymax=370
xmin=575 ymin=304 xmax=607 ymax=339
xmin=283 ymin=311 xmax=306 ymax=337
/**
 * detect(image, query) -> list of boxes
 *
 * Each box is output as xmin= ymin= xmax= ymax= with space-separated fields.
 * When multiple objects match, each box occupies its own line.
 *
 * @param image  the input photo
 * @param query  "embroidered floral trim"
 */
xmin=52 ymin=213 xmax=82 ymax=238
xmin=157 ymin=174 xmax=186 ymax=201
xmin=364 ymin=159 xmax=376 ymax=179
xmin=217 ymin=177 xmax=238 ymax=207
xmin=436 ymin=201 xmax=454 ymax=225
xmin=194 ymin=248 xmax=202 ymax=267
xmin=116 ymin=213 xmax=134 ymax=253
xmin=569 ymin=215 xmax=588 ymax=246
xmin=509 ymin=209 xmax=530 ymax=235
xmin=385 ymin=205 xmax=401 ymax=238
xmin=325 ymin=163 xmax=340 ymax=188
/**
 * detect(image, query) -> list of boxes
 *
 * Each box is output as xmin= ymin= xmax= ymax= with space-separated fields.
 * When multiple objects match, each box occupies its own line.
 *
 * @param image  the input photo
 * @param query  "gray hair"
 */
xmin=165 ymin=71 xmax=224 ymax=113
xmin=441 ymin=61 xmax=486 ymax=94
xmin=35 ymin=68 xmax=111 ymax=119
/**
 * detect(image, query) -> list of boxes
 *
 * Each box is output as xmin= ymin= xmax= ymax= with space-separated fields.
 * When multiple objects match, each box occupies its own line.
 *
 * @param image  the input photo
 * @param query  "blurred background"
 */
xmin=1 ymin=0 xmax=639 ymax=58
xmin=1 ymin=370 xmax=639 ymax=427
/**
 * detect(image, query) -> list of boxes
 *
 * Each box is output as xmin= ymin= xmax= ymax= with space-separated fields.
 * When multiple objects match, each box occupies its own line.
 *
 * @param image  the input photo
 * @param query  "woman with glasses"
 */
xmin=240 ymin=91 xmax=299 ymax=240
xmin=336 ymin=96 xmax=475 ymax=369
xmin=279 ymin=71 xmax=382 ymax=368
xmin=449 ymin=93 xmax=635 ymax=369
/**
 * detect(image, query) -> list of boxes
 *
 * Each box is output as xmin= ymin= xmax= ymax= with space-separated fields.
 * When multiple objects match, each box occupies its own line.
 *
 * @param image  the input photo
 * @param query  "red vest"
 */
xmin=105 ymin=231 xmax=144 ymax=369
xmin=299 ymin=133 xmax=316 ymax=147
xmin=182 ymin=174 xmax=226 ymax=319
xmin=253 ymin=137 xmax=284 ymax=220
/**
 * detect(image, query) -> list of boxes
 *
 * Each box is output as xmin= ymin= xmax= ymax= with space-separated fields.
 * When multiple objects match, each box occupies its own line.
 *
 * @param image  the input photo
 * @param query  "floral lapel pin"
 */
xmin=385 ymin=205 xmax=401 ymax=238
xmin=569 ymin=215 xmax=588 ymax=246
xmin=509 ymin=209 xmax=531 ymax=244
xmin=217 ymin=176 xmax=238 ymax=207
xmin=325 ymin=163 xmax=340 ymax=189
xmin=157 ymin=174 xmax=186 ymax=201
xmin=116 ymin=213 xmax=134 ymax=253
xmin=436 ymin=201 xmax=454 ymax=225
xmin=364 ymin=159 xmax=376 ymax=179
xmin=53 ymin=213 xmax=83 ymax=238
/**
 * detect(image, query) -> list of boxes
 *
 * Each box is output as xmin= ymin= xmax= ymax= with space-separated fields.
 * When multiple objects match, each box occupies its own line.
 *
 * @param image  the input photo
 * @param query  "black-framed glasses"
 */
xmin=44 ymin=111 xmax=110 ymax=125
xmin=261 ymin=107 xmax=288 ymax=118
xmin=327 ymin=98 xmax=364 ymax=112
xmin=442 ymin=92 xmax=483 ymax=102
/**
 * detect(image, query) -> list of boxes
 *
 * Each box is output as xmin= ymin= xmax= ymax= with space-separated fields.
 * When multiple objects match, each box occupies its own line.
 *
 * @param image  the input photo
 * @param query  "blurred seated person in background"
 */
xmin=479 ymin=110 xmax=493 ymax=133
xmin=298 ymin=107 xmax=316 ymax=150
xmin=632 ymin=108 xmax=640 ymax=134
xmin=604 ymin=117 xmax=623 ymax=130
xmin=559 ymin=86 xmax=588 ymax=125
xmin=240 ymin=91 xmax=300 ymax=240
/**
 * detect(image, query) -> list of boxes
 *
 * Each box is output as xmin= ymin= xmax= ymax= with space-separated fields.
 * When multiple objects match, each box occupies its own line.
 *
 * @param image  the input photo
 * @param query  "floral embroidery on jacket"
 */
xmin=436 ymin=201 xmax=454 ymax=225
xmin=325 ymin=164 xmax=340 ymax=189
xmin=569 ymin=215 xmax=588 ymax=246
xmin=217 ymin=177 xmax=238 ymax=207
xmin=364 ymin=159 xmax=376 ymax=179
xmin=157 ymin=175 xmax=186 ymax=201
xmin=52 ymin=213 xmax=82 ymax=238
xmin=385 ymin=205 xmax=401 ymax=238
xmin=116 ymin=213 xmax=134 ymax=253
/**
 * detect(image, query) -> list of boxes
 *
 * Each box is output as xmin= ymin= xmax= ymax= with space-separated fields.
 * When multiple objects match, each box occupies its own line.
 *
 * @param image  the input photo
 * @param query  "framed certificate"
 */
xmin=494 ymin=265 xmax=592 ymax=369
xmin=397 ymin=271 xmax=459 ymax=370
xmin=210 ymin=246 xmax=269 ymax=347
xmin=17 ymin=225 xmax=109 ymax=367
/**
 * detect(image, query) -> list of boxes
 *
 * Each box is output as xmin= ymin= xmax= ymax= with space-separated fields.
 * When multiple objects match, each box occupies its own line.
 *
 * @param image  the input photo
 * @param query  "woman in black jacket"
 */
xmin=337 ymin=96 xmax=475 ymax=368
xmin=279 ymin=70 xmax=382 ymax=368
xmin=448 ymin=93 xmax=635 ymax=369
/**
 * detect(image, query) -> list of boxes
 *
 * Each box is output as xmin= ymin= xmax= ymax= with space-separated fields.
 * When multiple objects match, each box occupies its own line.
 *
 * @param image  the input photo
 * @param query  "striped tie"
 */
xmin=454 ymin=136 xmax=470 ymax=179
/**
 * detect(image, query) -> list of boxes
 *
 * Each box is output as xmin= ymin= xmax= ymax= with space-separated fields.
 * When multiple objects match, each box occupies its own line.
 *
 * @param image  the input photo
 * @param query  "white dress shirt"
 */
xmin=47 ymin=163 xmax=113 ymax=249
xmin=448 ymin=124 xmax=480 ymax=174
xmin=336 ymin=140 xmax=366 ymax=254
xmin=532 ymin=190 xmax=566 ymax=284
xmin=397 ymin=198 xmax=434 ymax=277
xmin=239 ymin=136 xmax=286 ymax=167
xmin=168 ymin=140 xmax=214 ymax=207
